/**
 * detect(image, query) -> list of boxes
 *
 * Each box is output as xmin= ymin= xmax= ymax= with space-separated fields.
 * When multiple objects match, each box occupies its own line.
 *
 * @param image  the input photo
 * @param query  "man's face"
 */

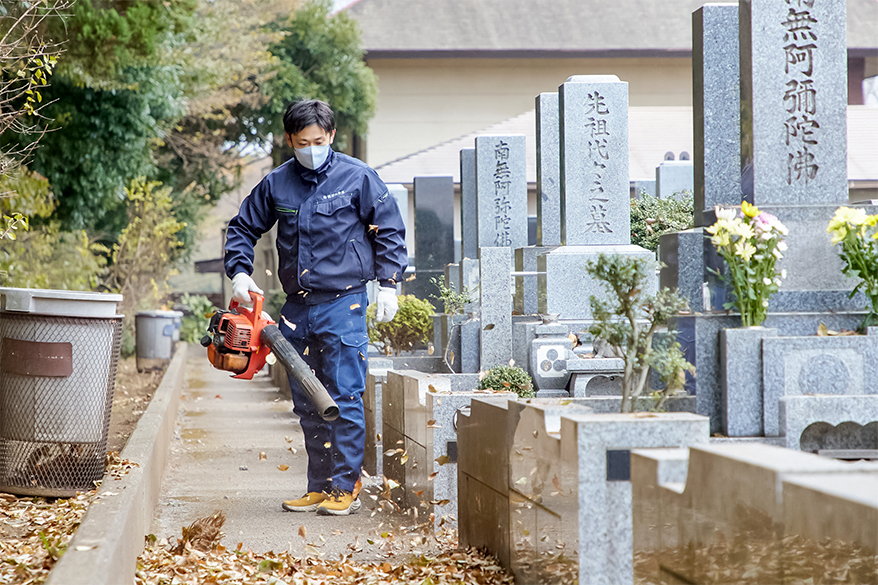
xmin=286 ymin=124 xmax=335 ymax=149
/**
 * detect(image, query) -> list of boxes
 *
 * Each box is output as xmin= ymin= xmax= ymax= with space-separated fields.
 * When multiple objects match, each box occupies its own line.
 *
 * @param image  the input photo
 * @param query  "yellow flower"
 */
xmin=710 ymin=232 xmax=731 ymax=247
xmin=741 ymin=200 xmax=760 ymax=219
xmin=734 ymin=241 xmax=757 ymax=262
xmin=829 ymin=207 xmax=867 ymax=230
xmin=730 ymin=220 xmax=755 ymax=240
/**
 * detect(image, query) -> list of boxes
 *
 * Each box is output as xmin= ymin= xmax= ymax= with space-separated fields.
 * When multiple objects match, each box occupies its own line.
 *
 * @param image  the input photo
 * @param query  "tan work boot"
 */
xmin=316 ymin=486 xmax=361 ymax=516
xmin=282 ymin=492 xmax=326 ymax=512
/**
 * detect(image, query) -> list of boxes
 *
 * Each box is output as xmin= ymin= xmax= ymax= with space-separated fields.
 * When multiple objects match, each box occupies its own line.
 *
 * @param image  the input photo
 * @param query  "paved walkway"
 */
xmin=150 ymin=346 xmax=441 ymax=561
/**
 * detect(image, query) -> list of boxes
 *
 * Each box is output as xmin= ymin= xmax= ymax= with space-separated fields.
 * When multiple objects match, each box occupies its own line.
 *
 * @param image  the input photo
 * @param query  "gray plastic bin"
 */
xmin=0 ymin=287 xmax=122 ymax=497
xmin=135 ymin=310 xmax=181 ymax=372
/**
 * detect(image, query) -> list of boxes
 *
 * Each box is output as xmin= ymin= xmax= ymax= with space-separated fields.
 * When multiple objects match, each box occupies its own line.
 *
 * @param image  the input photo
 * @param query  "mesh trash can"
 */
xmin=0 ymin=288 xmax=122 ymax=497
xmin=135 ymin=310 xmax=180 ymax=372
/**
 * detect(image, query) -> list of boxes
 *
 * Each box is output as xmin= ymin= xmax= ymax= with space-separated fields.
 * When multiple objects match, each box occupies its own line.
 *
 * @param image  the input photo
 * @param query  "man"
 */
xmin=224 ymin=99 xmax=407 ymax=515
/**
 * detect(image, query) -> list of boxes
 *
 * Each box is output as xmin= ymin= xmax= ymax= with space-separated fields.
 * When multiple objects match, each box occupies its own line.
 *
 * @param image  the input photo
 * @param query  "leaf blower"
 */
xmin=201 ymin=292 xmax=339 ymax=421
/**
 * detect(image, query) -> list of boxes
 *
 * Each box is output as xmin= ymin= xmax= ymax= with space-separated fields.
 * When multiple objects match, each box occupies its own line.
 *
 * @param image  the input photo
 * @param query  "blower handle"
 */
xmin=260 ymin=324 xmax=340 ymax=422
xmin=228 ymin=291 xmax=264 ymax=326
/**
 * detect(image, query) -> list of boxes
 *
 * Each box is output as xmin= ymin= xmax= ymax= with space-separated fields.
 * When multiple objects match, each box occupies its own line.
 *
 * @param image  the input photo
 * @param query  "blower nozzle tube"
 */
xmin=260 ymin=324 xmax=340 ymax=421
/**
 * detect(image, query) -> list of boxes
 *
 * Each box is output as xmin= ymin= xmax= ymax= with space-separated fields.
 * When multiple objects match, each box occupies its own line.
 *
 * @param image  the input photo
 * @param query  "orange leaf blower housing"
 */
xmin=202 ymin=292 xmax=339 ymax=421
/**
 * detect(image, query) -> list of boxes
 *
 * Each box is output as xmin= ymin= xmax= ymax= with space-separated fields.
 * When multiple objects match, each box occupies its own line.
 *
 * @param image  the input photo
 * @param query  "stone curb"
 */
xmin=46 ymin=344 xmax=189 ymax=585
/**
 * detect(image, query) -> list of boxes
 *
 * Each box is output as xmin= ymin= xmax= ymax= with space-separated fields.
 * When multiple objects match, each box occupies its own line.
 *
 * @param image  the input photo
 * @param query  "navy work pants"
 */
xmin=279 ymin=291 xmax=369 ymax=493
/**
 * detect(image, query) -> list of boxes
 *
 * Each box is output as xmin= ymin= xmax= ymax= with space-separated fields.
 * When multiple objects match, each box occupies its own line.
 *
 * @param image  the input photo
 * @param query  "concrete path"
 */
xmin=150 ymin=346 xmax=441 ymax=561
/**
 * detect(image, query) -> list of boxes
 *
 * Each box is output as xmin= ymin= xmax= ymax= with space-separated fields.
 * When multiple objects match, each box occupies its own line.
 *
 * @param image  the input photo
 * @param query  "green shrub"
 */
xmin=630 ymin=191 xmax=694 ymax=253
xmin=478 ymin=365 xmax=534 ymax=398
xmin=180 ymin=293 xmax=217 ymax=343
xmin=367 ymin=294 xmax=434 ymax=356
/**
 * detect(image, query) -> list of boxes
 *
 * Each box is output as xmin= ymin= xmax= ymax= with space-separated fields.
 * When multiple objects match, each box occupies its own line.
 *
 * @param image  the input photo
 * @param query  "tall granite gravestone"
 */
xmin=479 ymin=247 xmax=513 ymax=369
xmin=538 ymin=76 xmax=655 ymax=320
xmin=707 ymin=0 xmax=858 ymax=311
xmin=693 ymin=3 xmax=741 ymax=227
xmin=474 ymin=136 xmax=528 ymax=250
xmin=408 ymin=176 xmax=455 ymax=301
xmin=514 ymin=93 xmax=562 ymax=314
xmin=740 ymin=0 xmax=848 ymax=206
xmin=536 ymin=93 xmax=561 ymax=247
xmin=460 ymin=148 xmax=477 ymax=261
xmin=659 ymin=3 xmax=740 ymax=313
xmin=559 ymin=75 xmax=630 ymax=246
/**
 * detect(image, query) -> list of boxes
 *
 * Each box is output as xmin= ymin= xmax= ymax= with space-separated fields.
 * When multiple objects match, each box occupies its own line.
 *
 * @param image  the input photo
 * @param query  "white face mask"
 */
xmin=294 ymin=144 xmax=331 ymax=170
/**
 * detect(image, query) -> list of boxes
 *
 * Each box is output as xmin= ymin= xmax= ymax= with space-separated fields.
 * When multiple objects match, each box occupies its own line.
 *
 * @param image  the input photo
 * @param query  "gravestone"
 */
xmin=538 ymin=75 xmax=655 ymax=320
xmin=410 ymin=176 xmax=455 ymax=300
xmin=740 ymin=0 xmax=848 ymax=206
xmin=536 ymin=93 xmax=561 ymax=247
xmin=475 ymin=136 xmax=528 ymax=250
xmin=460 ymin=148 xmax=477 ymax=260
xmin=693 ymin=3 xmax=741 ymax=227
xmin=655 ymin=161 xmax=694 ymax=199
xmin=479 ymin=247 xmax=513 ymax=369
xmin=559 ymin=75 xmax=629 ymax=246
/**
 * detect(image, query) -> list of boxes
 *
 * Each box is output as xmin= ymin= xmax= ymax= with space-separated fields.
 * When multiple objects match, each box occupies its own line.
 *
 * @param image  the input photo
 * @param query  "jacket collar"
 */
xmin=295 ymin=149 xmax=336 ymax=184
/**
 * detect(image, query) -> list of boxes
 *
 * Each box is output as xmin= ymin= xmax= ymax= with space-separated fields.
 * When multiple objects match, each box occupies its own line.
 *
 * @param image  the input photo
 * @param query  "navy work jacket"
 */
xmin=224 ymin=150 xmax=408 ymax=305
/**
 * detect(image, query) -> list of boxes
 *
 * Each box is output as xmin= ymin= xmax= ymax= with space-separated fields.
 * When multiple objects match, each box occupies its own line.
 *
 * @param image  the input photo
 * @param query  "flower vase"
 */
xmin=719 ymin=326 xmax=777 ymax=436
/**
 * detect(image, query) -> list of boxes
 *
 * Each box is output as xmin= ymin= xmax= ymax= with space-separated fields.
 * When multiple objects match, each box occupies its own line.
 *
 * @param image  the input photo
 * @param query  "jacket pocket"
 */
xmin=340 ymin=332 xmax=369 ymax=349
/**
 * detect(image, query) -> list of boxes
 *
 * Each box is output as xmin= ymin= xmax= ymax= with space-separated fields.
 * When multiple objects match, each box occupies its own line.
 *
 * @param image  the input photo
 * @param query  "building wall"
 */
xmin=363 ymin=57 xmax=693 ymax=167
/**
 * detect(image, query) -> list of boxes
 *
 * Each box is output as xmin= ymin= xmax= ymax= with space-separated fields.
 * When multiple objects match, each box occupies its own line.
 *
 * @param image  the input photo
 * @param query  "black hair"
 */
xmin=283 ymin=99 xmax=336 ymax=136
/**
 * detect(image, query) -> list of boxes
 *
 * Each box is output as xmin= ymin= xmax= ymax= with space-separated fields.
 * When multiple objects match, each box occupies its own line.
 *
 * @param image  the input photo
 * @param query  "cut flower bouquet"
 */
xmin=827 ymin=206 xmax=878 ymax=330
xmin=706 ymin=202 xmax=788 ymax=327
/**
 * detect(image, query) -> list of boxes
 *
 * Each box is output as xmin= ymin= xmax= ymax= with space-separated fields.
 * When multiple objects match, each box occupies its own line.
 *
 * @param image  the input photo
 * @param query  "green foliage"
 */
xmin=478 ymin=365 xmax=534 ymax=398
xmin=54 ymin=0 xmax=198 ymax=87
xmin=0 ymin=167 xmax=106 ymax=288
xmin=105 ymin=177 xmax=185 ymax=353
xmin=179 ymin=293 xmax=217 ymax=343
xmin=0 ymin=224 xmax=107 ymax=290
xmin=630 ymin=192 xmax=694 ymax=253
xmin=24 ymin=69 xmax=187 ymax=232
xmin=255 ymin=0 xmax=378 ymax=157
xmin=429 ymin=275 xmax=475 ymax=315
xmin=586 ymin=253 xmax=693 ymax=413
xmin=367 ymin=294 xmax=434 ymax=356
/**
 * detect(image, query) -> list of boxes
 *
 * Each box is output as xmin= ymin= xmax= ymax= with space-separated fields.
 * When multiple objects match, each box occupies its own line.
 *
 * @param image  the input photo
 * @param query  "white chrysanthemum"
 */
xmin=777 ymin=241 xmax=788 ymax=252
xmin=715 ymin=206 xmax=737 ymax=221
xmin=763 ymin=277 xmax=772 ymax=285
xmin=781 ymin=269 xmax=787 ymax=279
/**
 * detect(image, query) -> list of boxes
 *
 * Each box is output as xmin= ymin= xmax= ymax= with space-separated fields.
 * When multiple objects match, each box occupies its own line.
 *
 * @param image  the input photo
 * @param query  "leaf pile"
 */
xmin=633 ymin=504 xmax=878 ymax=584
xmin=0 ymin=453 xmax=138 ymax=584
xmin=136 ymin=540 xmax=514 ymax=585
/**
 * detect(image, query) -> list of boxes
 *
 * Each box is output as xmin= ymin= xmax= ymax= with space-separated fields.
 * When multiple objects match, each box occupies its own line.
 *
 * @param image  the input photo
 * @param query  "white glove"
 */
xmin=375 ymin=286 xmax=398 ymax=322
xmin=231 ymin=272 xmax=263 ymax=304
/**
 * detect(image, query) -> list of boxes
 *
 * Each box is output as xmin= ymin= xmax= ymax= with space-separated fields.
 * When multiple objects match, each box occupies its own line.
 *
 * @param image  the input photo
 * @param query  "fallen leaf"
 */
xmin=259 ymin=452 xmax=267 ymax=461
xmin=429 ymin=499 xmax=451 ymax=506
xmin=406 ymin=274 xmax=416 ymax=282
xmin=509 ymin=358 xmax=515 ymax=366
xmin=368 ymin=224 xmax=379 ymax=232
xmin=427 ymin=343 xmax=435 ymax=355
xmin=304 ymin=346 xmax=310 ymax=356
xmin=515 ymin=477 xmax=527 ymax=486
xmin=277 ymin=464 xmax=289 ymax=471
xmin=215 ymin=394 xmax=222 ymax=399
xmin=483 ymin=323 xmax=495 ymax=330
xmin=450 ymin=351 xmax=455 ymax=365
xmin=324 ymin=441 xmax=332 ymax=448
xmin=350 ymin=303 xmax=361 ymax=310
xmin=429 ymin=471 xmax=439 ymax=480
xmin=435 ymin=454 xmax=450 ymax=466
xmin=298 ymin=525 xmax=307 ymax=539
